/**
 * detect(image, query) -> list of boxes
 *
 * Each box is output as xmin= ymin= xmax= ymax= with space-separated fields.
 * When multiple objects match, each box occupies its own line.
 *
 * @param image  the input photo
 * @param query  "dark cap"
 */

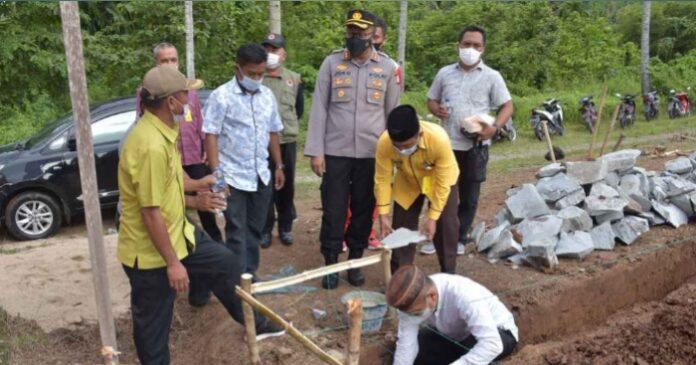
xmin=386 ymin=265 xmax=428 ymax=311
xmin=262 ymin=33 xmax=286 ymax=49
xmin=345 ymin=9 xmax=376 ymax=30
xmin=387 ymin=105 xmax=420 ymax=142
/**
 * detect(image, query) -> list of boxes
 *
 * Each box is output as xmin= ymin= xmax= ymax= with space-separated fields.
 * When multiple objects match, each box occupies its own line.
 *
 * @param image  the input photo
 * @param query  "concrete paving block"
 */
xmin=604 ymin=171 xmax=620 ymax=187
xmin=651 ymin=200 xmax=689 ymax=228
xmin=591 ymin=222 xmax=616 ymax=251
xmin=554 ymin=189 xmax=587 ymax=210
xmin=487 ymin=229 xmax=523 ymax=260
xmin=471 ymin=222 xmax=486 ymax=246
xmin=565 ymin=159 xmax=608 ymax=185
xmin=600 ymin=149 xmax=642 ymax=172
xmin=612 ymin=216 xmax=650 ymax=245
xmin=595 ymin=210 xmax=625 ymax=225
xmin=665 ymin=156 xmax=694 ymax=174
xmin=638 ymin=211 xmax=666 ymax=226
xmin=515 ymin=215 xmax=563 ymax=247
xmin=477 ymin=222 xmax=510 ymax=252
xmin=669 ymin=193 xmax=695 ymax=216
xmin=494 ymin=208 xmax=512 ymax=226
xmin=505 ymin=184 xmax=551 ymax=222
xmin=557 ymin=206 xmax=593 ymax=232
xmin=536 ymin=173 xmax=583 ymax=203
xmin=555 ymin=231 xmax=594 ymax=259
xmin=537 ymin=163 xmax=566 ymax=178
xmin=522 ymin=237 xmax=559 ymax=270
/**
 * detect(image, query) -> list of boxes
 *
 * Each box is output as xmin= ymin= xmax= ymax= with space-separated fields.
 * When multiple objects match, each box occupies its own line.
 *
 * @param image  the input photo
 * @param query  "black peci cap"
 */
xmin=387 ymin=105 xmax=420 ymax=142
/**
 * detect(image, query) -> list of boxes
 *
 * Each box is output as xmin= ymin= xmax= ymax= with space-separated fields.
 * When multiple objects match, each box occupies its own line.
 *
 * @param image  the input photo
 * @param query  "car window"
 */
xmin=47 ymin=131 xmax=68 ymax=151
xmin=91 ymin=111 xmax=136 ymax=145
xmin=25 ymin=114 xmax=72 ymax=149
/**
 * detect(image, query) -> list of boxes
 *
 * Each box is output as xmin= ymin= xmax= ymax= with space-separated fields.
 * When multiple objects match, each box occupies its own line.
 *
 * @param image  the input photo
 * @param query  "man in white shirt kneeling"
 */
xmin=387 ymin=265 xmax=518 ymax=365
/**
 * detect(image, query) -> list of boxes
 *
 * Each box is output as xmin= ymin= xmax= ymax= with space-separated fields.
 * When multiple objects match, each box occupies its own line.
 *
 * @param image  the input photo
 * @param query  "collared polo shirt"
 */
xmin=427 ymin=62 xmax=511 ymax=151
xmin=374 ymin=122 xmax=459 ymax=220
xmin=118 ymin=111 xmax=195 ymax=269
xmin=202 ymin=77 xmax=283 ymax=192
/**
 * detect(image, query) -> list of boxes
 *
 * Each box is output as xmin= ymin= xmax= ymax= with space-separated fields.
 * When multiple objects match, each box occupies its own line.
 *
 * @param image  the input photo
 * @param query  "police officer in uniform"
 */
xmin=305 ymin=9 xmax=400 ymax=289
xmin=260 ymin=33 xmax=304 ymax=248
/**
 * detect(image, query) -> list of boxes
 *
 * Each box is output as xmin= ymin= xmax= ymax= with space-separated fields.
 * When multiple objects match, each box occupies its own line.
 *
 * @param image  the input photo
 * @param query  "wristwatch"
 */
xmin=276 ymin=164 xmax=285 ymax=170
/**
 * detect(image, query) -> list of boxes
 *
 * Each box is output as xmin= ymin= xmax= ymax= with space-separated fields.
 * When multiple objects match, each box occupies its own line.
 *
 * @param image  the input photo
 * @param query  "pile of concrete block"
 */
xmin=475 ymin=149 xmax=695 ymax=271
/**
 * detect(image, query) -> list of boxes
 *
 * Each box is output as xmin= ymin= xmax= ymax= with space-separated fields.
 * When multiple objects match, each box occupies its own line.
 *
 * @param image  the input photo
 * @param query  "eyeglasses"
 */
xmin=345 ymin=30 xmax=374 ymax=40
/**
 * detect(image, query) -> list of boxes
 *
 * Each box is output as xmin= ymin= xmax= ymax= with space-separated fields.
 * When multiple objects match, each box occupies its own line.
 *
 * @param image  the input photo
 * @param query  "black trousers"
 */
xmin=391 ymin=186 xmax=460 ymax=274
xmin=454 ymin=146 xmax=488 ymax=243
xmin=224 ymin=179 xmax=272 ymax=276
xmin=123 ymin=228 xmax=265 ymax=365
xmin=264 ymin=142 xmax=297 ymax=234
xmin=414 ymin=327 xmax=517 ymax=365
xmin=182 ymin=163 xmax=222 ymax=242
xmin=320 ymin=156 xmax=375 ymax=257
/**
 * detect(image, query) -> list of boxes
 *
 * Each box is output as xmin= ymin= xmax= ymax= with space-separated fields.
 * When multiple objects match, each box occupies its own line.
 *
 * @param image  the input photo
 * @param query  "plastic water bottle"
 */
xmin=211 ymin=168 xmax=227 ymax=216
xmin=442 ymin=97 xmax=453 ymax=123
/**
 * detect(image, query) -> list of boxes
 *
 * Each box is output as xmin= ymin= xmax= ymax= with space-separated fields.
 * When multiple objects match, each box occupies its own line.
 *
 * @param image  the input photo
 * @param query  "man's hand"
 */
xmin=477 ymin=123 xmax=498 ymax=142
xmin=201 ymin=151 xmax=208 ymax=165
xmin=432 ymin=104 xmax=450 ymax=120
xmin=378 ymin=214 xmax=394 ymax=239
xmin=196 ymin=191 xmax=226 ymax=212
xmin=275 ymin=168 xmax=285 ymax=190
xmin=421 ymin=218 xmax=437 ymax=241
xmin=310 ymin=155 xmax=325 ymax=177
xmin=167 ymin=261 xmax=189 ymax=293
xmin=199 ymin=174 xmax=217 ymax=190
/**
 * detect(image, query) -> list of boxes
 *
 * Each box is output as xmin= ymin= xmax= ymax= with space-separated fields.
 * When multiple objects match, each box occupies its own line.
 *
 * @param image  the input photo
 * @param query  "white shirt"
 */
xmin=393 ymin=274 xmax=519 ymax=365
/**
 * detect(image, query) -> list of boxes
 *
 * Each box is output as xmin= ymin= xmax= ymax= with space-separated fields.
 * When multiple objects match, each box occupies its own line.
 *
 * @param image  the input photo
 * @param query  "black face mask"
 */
xmin=373 ymin=42 xmax=383 ymax=50
xmin=346 ymin=36 xmax=371 ymax=57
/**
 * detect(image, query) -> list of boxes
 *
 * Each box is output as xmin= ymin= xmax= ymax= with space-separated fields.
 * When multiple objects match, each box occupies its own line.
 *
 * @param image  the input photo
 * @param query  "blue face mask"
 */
xmin=237 ymin=67 xmax=263 ymax=92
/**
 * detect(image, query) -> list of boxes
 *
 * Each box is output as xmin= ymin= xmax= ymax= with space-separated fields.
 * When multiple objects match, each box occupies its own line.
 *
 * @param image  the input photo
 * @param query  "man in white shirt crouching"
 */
xmin=387 ymin=265 xmax=518 ymax=365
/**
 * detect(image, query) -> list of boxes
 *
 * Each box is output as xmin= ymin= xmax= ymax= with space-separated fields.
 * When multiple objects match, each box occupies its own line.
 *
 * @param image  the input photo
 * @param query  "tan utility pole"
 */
xmin=185 ymin=1 xmax=195 ymax=78
xmin=59 ymin=2 xmax=119 ymax=364
xmin=397 ymin=0 xmax=408 ymax=84
xmin=269 ymin=1 xmax=281 ymax=34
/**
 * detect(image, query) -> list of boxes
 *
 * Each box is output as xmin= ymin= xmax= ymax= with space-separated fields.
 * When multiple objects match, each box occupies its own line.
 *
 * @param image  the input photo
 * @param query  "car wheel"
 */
xmin=4 ymin=191 xmax=62 ymax=241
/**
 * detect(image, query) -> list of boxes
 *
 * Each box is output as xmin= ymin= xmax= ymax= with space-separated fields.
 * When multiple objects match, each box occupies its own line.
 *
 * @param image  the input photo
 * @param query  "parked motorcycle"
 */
xmin=643 ymin=90 xmax=659 ymax=121
xmin=493 ymin=118 xmax=517 ymax=142
xmin=530 ymin=99 xmax=564 ymax=141
xmin=667 ymin=87 xmax=691 ymax=119
xmin=616 ymin=93 xmax=637 ymax=128
xmin=578 ymin=95 xmax=597 ymax=133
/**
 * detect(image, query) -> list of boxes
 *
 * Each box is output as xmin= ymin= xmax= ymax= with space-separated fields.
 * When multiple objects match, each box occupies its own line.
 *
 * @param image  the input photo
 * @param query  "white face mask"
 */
xmin=459 ymin=47 xmax=481 ymax=66
xmin=395 ymin=144 xmax=418 ymax=157
xmin=267 ymin=53 xmax=281 ymax=69
xmin=170 ymin=97 xmax=188 ymax=124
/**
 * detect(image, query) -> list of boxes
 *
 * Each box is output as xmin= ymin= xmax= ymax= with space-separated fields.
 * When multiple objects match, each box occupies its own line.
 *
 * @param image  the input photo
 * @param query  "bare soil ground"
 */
xmin=2 ymin=148 xmax=696 ymax=365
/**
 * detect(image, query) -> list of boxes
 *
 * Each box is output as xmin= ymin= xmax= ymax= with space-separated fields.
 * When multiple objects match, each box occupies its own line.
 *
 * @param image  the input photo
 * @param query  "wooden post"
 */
xmin=59 ymin=3 xmax=119 ymax=364
xmin=241 ymin=274 xmax=261 ymax=365
xmin=541 ymin=120 xmax=556 ymax=163
xmin=346 ymin=299 xmax=363 ymax=365
xmin=612 ymin=133 xmax=626 ymax=152
xmin=381 ymin=249 xmax=395 ymax=319
xmin=184 ymin=1 xmax=195 ymax=79
xmin=588 ymin=83 xmax=608 ymax=159
xmin=600 ymin=105 xmax=621 ymax=156
xmin=236 ymin=286 xmax=343 ymax=365
xmin=397 ymin=1 xmax=408 ymax=84
xmin=269 ymin=0 xmax=281 ymax=34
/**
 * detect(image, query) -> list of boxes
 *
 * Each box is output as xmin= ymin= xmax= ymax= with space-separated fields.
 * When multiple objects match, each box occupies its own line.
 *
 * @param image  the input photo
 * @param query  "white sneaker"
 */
xmin=457 ymin=243 xmax=465 ymax=256
xmin=419 ymin=242 xmax=436 ymax=255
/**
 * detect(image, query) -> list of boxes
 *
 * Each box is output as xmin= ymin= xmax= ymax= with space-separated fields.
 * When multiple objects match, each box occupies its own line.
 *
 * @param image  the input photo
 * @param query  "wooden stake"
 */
xmin=252 ymin=254 xmax=383 ymax=294
xmin=600 ymin=105 xmax=621 ymax=156
xmin=541 ymin=120 xmax=556 ymax=163
xmin=346 ymin=299 xmax=363 ymax=365
xmin=236 ymin=286 xmax=343 ymax=365
xmin=612 ymin=133 xmax=626 ymax=152
xmin=381 ymin=249 xmax=395 ymax=319
xmin=59 ymin=3 xmax=118 ymax=364
xmin=241 ymin=274 xmax=261 ymax=365
xmin=589 ymin=83 xmax=608 ymax=159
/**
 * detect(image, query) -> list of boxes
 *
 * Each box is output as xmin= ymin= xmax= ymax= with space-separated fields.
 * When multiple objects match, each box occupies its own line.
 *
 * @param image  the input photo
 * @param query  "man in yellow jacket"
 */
xmin=375 ymin=105 xmax=460 ymax=274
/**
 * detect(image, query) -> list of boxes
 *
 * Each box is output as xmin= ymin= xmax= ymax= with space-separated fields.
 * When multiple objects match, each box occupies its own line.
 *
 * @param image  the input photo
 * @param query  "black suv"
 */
xmin=0 ymin=91 xmax=209 ymax=241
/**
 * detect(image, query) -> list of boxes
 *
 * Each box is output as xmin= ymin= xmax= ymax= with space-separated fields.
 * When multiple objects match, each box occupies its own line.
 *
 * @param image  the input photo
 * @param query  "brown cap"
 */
xmin=142 ymin=66 xmax=203 ymax=100
xmin=386 ymin=265 xmax=428 ymax=310
xmin=344 ymin=9 xmax=376 ymax=30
